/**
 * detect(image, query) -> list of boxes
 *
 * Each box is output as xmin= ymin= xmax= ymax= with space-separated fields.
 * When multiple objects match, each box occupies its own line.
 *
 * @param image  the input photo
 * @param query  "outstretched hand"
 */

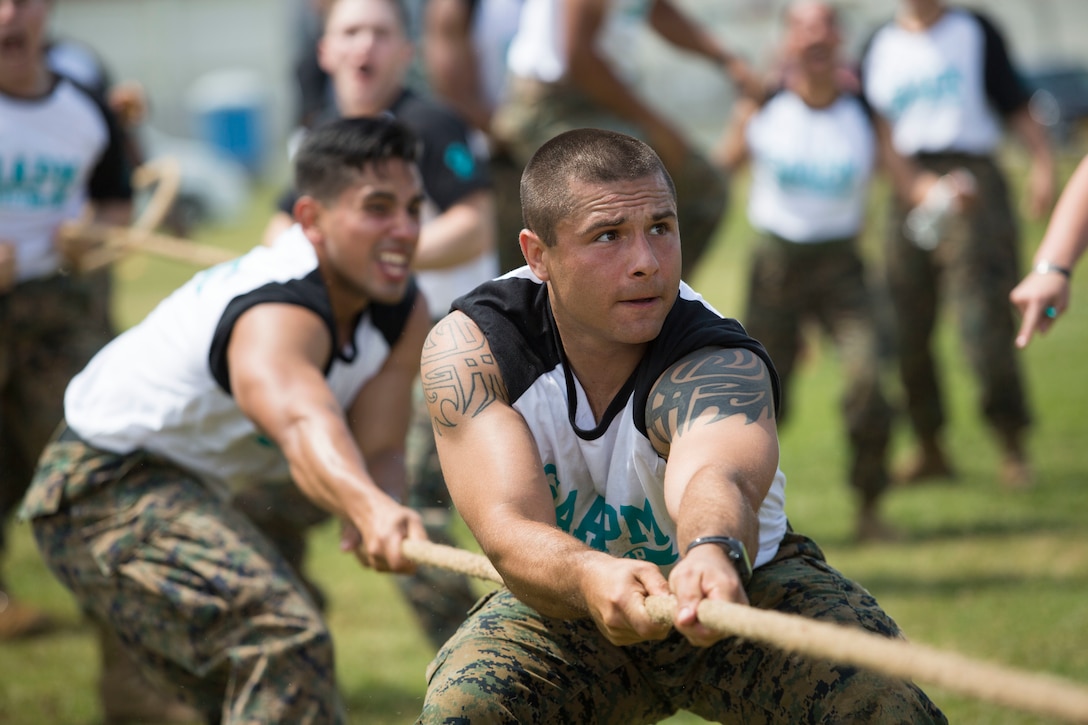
xmin=1010 ymin=272 xmax=1070 ymax=348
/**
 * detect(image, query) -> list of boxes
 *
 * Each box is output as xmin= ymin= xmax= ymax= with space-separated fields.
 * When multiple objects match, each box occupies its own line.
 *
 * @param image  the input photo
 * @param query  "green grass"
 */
xmin=3 ymin=150 xmax=1088 ymax=724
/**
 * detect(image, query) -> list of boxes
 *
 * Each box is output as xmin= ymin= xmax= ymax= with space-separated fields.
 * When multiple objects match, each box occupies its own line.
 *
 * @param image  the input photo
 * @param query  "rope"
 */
xmin=401 ymin=539 xmax=1088 ymax=723
xmin=56 ymin=158 xmax=237 ymax=273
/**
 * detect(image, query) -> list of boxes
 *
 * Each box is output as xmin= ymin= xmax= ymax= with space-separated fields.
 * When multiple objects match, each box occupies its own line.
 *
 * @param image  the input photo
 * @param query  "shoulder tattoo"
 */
xmin=646 ymin=348 xmax=774 ymax=448
xmin=420 ymin=314 xmax=508 ymax=436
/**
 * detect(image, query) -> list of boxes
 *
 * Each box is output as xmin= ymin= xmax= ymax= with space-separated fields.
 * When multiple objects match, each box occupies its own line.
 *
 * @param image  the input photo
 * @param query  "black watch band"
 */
xmin=685 ymin=535 xmax=753 ymax=585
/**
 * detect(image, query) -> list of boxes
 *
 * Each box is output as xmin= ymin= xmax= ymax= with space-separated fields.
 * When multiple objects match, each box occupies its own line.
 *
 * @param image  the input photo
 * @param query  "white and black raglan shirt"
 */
xmin=65 ymin=225 xmax=419 ymax=497
xmin=746 ymin=89 xmax=877 ymax=243
xmin=0 ymin=75 xmax=131 ymax=282
xmin=452 ymin=269 xmax=790 ymax=575
xmin=860 ymin=7 xmax=1030 ymax=156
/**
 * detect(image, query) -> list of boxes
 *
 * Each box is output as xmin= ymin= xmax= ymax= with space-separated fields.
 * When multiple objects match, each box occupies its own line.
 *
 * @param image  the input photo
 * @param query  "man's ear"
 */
xmin=520 ymin=228 xmax=549 ymax=280
xmin=316 ymin=36 xmax=332 ymax=75
xmin=295 ymin=195 xmax=324 ymax=245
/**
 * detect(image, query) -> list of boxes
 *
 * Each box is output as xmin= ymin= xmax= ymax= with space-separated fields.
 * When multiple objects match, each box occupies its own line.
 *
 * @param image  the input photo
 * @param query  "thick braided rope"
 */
xmin=402 ymin=539 xmax=1088 ymax=723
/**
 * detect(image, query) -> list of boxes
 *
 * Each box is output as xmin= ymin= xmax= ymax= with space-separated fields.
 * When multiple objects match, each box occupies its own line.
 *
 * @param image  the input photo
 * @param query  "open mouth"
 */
xmin=0 ymin=33 xmax=28 ymax=55
xmin=378 ymin=249 xmax=410 ymax=280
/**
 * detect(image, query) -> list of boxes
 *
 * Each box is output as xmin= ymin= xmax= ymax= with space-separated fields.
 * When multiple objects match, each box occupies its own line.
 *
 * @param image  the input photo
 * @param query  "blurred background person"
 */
xmin=422 ymin=0 xmax=526 ymax=272
xmin=715 ymin=0 xmax=969 ymax=542
xmin=859 ymin=0 xmax=1055 ymax=489
xmin=0 ymin=0 xmax=131 ymax=639
xmin=492 ymin=0 xmax=759 ymax=280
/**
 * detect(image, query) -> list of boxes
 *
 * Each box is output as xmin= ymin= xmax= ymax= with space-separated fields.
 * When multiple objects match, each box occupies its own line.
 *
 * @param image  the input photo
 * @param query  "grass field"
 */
xmin=2 ymin=148 xmax=1087 ymax=724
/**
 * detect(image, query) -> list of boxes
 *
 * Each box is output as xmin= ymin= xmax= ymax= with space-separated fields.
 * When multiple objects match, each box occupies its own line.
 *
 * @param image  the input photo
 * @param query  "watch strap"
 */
xmin=685 ymin=535 xmax=753 ymax=585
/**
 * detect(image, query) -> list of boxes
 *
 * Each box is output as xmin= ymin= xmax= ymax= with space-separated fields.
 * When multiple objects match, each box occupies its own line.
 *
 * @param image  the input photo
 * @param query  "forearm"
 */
xmin=674 ymin=465 xmax=762 ymax=560
xmin=420 ymin=0 xmax=496 ymax=132
xmin=1013 ymin=109 xmax=1056 ymax=179
xmin=649 ymin=0 xmax=732 ymax=68
xmin=90 ymin=198 xmax=133 ymax=227
xmin=1011 ymin=108 xmax=1057 ymax=217
xmin=1033 ymin=156 xmax=1088 ymax=270
xmin=712 ymin=100 xmax=756 ymax=172
xmin=484 ymin=518 xmax=610 ymax=619
xmin=876 ymin=117 xmax=935 ymax=207
xmin=567 ymin=45 xmax=675 ymax=135
xmin=412 ymin=194 xmax=496 ymax=270
xmin=280 ymin=405 xmax=395 ymax=522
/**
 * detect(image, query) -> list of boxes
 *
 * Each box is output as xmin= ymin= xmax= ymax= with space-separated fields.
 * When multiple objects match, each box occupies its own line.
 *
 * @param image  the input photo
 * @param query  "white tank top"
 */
xmin=746 ymin=90 xmax=876 ymax=243
xmin=861 ymin=9 xmax=1005 ymax=156
xmin=65 ymin=226 xmax=418 ymax=497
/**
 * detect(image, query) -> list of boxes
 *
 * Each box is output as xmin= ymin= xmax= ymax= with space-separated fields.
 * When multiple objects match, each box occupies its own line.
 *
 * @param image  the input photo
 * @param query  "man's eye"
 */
xmin=594 ymin=230 xmax=619 ymax=243
xmin=650 ymin=222 xmax=670 ymax=235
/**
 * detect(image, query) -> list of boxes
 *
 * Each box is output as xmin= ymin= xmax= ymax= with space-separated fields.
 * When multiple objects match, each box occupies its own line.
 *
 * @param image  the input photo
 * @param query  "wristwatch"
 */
xmin=685 ymin=535 xmax=753 ymax=585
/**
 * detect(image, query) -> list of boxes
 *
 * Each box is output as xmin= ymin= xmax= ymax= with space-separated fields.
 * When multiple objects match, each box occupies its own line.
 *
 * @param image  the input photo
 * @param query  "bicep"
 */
xmin=645 ymin=348 xmax=780 ymax=512
xmin=227 ymin=303 xmax=336 ymax=440
xmin=420 ymin=312 xmax=556 ymax=544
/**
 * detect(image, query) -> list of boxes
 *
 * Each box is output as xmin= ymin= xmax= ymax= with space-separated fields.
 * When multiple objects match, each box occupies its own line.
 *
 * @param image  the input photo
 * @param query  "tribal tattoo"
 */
xmin=420 ymin=314 xmax=508 ymax=436
xmin=646 ymin=348 xmax=774 ymax=450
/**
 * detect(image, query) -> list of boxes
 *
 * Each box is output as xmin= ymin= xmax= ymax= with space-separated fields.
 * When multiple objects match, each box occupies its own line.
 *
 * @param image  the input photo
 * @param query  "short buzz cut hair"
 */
xmin=293 ymin=115 xmax=420 ymax=204
xmin=520 ymin=128 xmax=676 ymax=247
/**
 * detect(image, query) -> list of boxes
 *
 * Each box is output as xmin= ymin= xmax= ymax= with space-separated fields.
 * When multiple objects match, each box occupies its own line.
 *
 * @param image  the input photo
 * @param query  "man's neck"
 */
xmin=561 ymin=337 xmax=646 ymax=424
xmin=897 ymin=0 xmax=946 ymax=31
xmin=336 ymin=85 xmax=404 ymax=118
xmin=790 ymin=72 xmax=839 ymax=110
xmin=0 ymin=63 xmax=52 ymax=99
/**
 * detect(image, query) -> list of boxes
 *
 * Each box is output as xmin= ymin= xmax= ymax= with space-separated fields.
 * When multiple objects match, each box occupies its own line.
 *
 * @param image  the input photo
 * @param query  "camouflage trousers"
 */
xmin=492 ymin=76 xmax=728 ymax=280
xmin=419 ymin=531 xmax=947 ymax=724
xmin=744 ymin=234 xmax=893 ymax=505
xmin=885 ymin=153 xmax=1030 ymax=440
xmin=0 ymin=270 xmax=112 ymax=559
xmin=25 ymin=437 xmax=345 ymax=725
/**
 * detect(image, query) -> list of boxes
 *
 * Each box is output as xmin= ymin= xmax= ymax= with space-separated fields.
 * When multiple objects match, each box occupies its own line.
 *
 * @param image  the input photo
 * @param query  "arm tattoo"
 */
xmin=646 ymin=348 xmax=773 ymax=448
xmin=421 ymin=315 xmax=507 ymax=436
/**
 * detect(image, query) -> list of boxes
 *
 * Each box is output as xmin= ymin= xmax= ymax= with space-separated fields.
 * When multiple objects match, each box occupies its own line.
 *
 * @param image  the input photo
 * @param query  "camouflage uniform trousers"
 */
xmin=885 ymin=153 xmax=1030 ymax=442
xmin=0 ymin=270 xmax=112 ymax=568
xmin=22 ymin=436 xmax=345 ymax=724
xmin=418 ymin=530 xmax=948 ymax=724
xmin=232 ymin=378 xmax=481 ymax=653
xmin=744 ymin=233 xmax=893 ymax=507
xmin=492 ymin=76 xmax=728 ymax=280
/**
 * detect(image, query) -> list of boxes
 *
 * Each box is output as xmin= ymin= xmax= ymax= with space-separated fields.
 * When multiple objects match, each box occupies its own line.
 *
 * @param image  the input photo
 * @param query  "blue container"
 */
xmin=188 ymin=69 xmax=268 ymax=175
